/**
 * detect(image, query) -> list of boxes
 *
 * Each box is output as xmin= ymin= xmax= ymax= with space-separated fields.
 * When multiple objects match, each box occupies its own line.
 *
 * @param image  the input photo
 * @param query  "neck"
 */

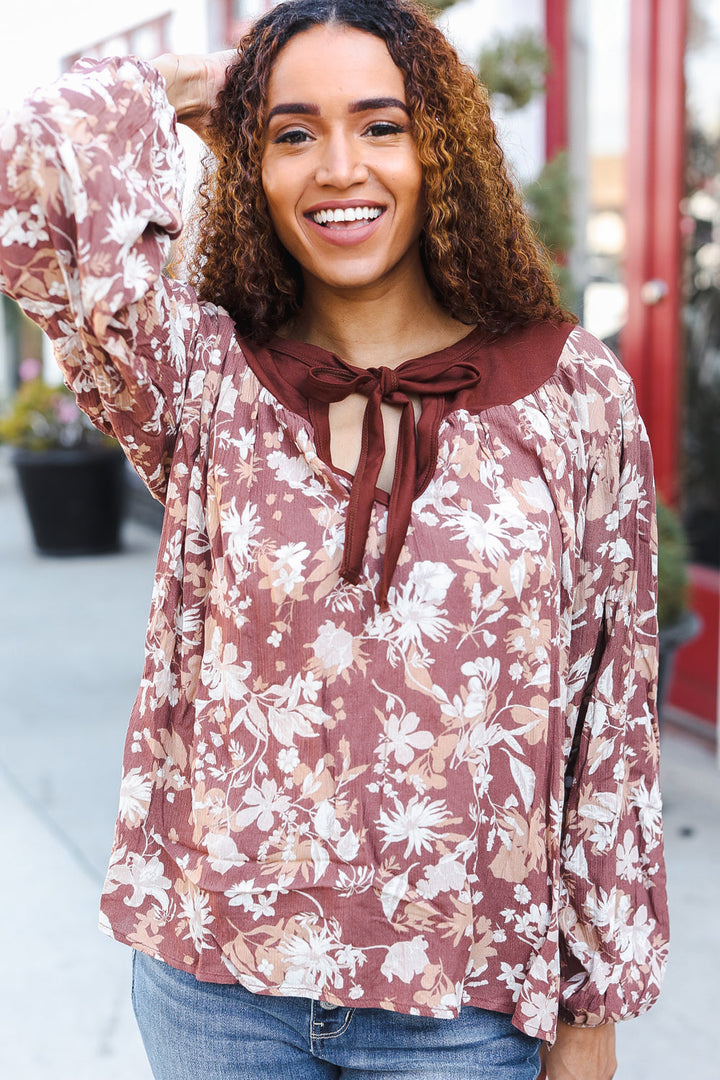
xmin=286 ymin=267 xmax=472 ymax=369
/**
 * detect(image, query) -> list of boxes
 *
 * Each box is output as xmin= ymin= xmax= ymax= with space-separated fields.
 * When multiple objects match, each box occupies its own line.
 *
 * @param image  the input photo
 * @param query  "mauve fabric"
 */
xmin=0 ymin=57 xmax=668 ymax=1042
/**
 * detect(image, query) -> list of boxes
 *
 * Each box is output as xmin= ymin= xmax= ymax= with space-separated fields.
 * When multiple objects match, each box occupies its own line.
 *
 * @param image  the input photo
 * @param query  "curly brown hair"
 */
xmin=187 ymin=0 xmax=575 ymax=341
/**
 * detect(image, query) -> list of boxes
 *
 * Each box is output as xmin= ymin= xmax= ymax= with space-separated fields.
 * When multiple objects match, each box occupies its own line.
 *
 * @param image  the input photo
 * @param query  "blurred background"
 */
xmin=0 ymin=1 xmax=719 ymax=1078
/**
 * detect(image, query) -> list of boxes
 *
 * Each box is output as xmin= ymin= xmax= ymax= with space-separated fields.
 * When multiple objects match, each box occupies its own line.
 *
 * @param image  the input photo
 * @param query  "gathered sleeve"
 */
xmin=557 ymin=383 xmax=669 ymax=1026
xmin=0 ymin=56 xmax=205 ymax=498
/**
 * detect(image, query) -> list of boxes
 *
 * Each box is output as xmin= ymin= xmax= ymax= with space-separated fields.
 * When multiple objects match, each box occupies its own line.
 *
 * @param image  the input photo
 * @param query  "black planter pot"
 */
xmin=13 ymin=445 xmax=126 ymax=556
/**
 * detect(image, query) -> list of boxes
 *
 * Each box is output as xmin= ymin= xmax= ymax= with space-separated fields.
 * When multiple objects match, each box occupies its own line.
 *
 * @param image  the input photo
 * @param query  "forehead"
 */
xmin=265 ymin=24 xmax=406 ymax=107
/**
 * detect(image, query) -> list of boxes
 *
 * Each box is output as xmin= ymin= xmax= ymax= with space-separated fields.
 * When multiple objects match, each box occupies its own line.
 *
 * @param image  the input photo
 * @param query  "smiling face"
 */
xmin=261 ymin=24 xmax=426 ymax=300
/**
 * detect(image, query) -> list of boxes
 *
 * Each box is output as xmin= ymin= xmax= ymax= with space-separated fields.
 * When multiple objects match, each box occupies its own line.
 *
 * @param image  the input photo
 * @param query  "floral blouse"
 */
xmin=0 ymin=57 xmax=668 ymax=1041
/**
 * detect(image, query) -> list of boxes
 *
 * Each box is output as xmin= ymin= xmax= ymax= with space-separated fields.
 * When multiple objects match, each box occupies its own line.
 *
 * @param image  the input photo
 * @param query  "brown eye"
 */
xmin=365 ymin=122 xmax=404 ymax=137
xmin=274 ymin=129 xmax=312 ymax=145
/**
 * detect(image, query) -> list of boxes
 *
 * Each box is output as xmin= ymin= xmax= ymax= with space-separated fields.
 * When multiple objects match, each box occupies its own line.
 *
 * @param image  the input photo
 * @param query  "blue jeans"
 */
xmin=131 ymin=951 xmax=541 ymax=1080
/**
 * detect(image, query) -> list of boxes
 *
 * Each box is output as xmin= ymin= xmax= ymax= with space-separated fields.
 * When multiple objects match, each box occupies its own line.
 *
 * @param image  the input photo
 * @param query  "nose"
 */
xmin=315 ymin=132 xmax=369 ymax=189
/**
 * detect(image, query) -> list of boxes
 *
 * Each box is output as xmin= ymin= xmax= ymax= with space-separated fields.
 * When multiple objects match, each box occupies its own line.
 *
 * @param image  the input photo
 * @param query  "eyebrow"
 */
xmin=266 ymin=97 xmax=409 ymax=123
xmin=348 ymin=97 xmax=409 ymax=115
xmin=266 ymin=102 xmax=320 ymax=121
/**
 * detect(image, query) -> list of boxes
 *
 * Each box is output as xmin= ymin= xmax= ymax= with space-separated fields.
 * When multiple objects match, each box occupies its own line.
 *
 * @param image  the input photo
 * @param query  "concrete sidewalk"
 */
xmin=1 ymin=450 xmax=718 ymax=1079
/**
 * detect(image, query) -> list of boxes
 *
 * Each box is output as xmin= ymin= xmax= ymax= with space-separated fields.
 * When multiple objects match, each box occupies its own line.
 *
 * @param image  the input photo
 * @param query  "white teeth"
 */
xmin=312 ymin=206 xmax=382 ymax=225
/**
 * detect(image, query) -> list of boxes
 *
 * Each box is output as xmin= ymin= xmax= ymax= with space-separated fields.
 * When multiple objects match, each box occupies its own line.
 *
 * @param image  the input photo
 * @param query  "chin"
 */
xmin=306 ymin=265 xmax=390 ymax=292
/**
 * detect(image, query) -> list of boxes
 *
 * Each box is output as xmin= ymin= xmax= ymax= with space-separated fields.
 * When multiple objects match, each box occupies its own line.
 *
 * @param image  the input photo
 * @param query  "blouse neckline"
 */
xmin=238 ymin=320 xmax=574 ymax=608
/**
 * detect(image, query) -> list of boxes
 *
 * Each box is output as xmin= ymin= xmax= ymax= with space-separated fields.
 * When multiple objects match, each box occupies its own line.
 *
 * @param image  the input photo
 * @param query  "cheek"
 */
xmin=261 ymin=167 xmax=304 ymax=259
xmin=261 ymin=154 xmax=295 ymax=204
xmin=260 ymin=162 xmax=279 ymax=216
xmin=402 ymin=165 xmax=426 ymax=231
xmin=396 ymin=156 xmax=424 ymax=217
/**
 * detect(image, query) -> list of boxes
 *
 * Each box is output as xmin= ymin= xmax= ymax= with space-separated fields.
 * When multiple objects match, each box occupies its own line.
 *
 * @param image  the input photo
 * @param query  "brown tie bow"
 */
xmin=302 ymin=356 xmax=482 ymax=609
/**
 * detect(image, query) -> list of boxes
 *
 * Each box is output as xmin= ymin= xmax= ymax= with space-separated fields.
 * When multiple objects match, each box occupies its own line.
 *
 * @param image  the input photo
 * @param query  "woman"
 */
xmin=0 ymin=1 xmax=668 ymax=1078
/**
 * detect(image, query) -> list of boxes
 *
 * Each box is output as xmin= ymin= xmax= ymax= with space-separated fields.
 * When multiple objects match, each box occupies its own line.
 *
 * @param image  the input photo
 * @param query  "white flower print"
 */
xmin=106 ymin=853 xmax=171 ymax=909
xmin=312 ymin=621 xmax=355 ymax=673
xmin=630 ymin=778 xmax=663 ymax=845
xmin=277 ymin=747 xmax=300 ymax=774
xmin=416 ymin=855 xmax=467 ymax=900
xmin=413 ymin=474 xmax=459 ymax=520
xmin=513 ymin=884 xmax=532 ymax=905
xmin=515 ymin=903 xmax=551 ymax=947
xmin=235 ymin=427 xmax=255 ymax=458
xmin=407 ymin=561 xmax=455 ymax=605
xmin=264 ymin=673 xmax=329 ymax=745
xmin=615 ymin=904 xmax=656 ymax=966
xmin=380 ymin=936 xmax=430 ymax=984
xmin=118 ymin=767 xmax=153 ymax=827
xmin=498 ymin=962 xmax=526 ymax=995
xmin=577 ymin=789 xmax=620 ymax=852
xmin=445 ymin=505 xmax=512 ymax=565
xmin=387 ymin=577 xmax=453 ymax=650
xmin=104 ymin=196 xmax=148 ymax=249
xmin=378 ymin=711 xmax=434 ymax=767
xmin=586 ymin=955 xmax=618 ymax=996
xmin=216 ymin=375 xmax=239 ymax=417
xmin=509 ymin=662 xmax=524 ymax=683
xmin=224 ymin=879 xmax=257 ymax=908
xmin=267 ymin=449 xmax=314 ymax=488
xmin=313 ymin=800 xmax=341 ymax=842
xmin=203 ymin=832 xmax=248 ymax=875
xmin=179 ymin=888 xmax=215 ymax=950
xmin=337 ymin=866 xmax=375 ymax=898
xmin=618 ymin=462 xmax=644 ymax=522
xmin=616 ymin=829 xmax=642 ymax=883
xmin=201 ymin=627 xmax=252 ymax=703
xmin=236 ymin=778 xmax=292 ymax=832
xmin=378 ymin=795 xmax=451 ymax=858
xmin=519 ymin=989 xmax=556 ymax=1037
xmin=279 ymin=925 xmax=353 ymax=993
xmin=122 ymin=249 xmax=156 ymax=291
xmin=270 ymin=542 xmax=310 ymax=596
xmin=335 ymin=827 xmax=360 ymax=862
xmin=0 ymin=205 xmax=48 ymax=247
xmin=464 ymin=675 xmax=496 ymax=721
xmin=222 ymin=498 xmax=262 ymax=576
xmin=224 ymin=881 xmax=280 ymax=921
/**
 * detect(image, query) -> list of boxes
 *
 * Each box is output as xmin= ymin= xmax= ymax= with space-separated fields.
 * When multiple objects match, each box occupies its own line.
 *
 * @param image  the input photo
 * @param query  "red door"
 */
xmin=622 ymin=0 xmax=718 ymax=735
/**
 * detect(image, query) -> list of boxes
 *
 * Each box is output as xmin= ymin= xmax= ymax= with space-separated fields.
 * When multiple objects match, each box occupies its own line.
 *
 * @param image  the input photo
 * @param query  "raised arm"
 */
xmin=151 ymin=51 xmax=237 ymax=139
xmin=0 ymin=57 xmax=212 ymax=497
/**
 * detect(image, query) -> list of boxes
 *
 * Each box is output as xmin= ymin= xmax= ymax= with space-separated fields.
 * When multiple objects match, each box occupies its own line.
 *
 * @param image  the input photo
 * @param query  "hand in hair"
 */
xmin=152 ymin=51 xmax=237 ymax=139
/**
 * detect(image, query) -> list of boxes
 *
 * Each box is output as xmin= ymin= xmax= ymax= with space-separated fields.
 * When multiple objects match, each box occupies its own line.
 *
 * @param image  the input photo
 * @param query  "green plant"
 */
xmin=424 ymin=0 xmax=460 ymax=12
xmin=0 ymin=359 xmax=114 ymax=451
xmin=478 ymin=30 xmax=549 ymax=111
xmin=523 ymin=150 xmax=576 ymax=311
xmin=657 ymin=497 xmax=690 ymax=629
xmin=425 ymin=7 xmax=576 ymax=312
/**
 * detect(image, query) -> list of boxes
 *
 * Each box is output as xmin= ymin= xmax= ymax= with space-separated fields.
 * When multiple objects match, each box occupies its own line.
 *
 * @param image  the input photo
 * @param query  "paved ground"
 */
xmin=1 ymin=450 xmax=718 ymax=1079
